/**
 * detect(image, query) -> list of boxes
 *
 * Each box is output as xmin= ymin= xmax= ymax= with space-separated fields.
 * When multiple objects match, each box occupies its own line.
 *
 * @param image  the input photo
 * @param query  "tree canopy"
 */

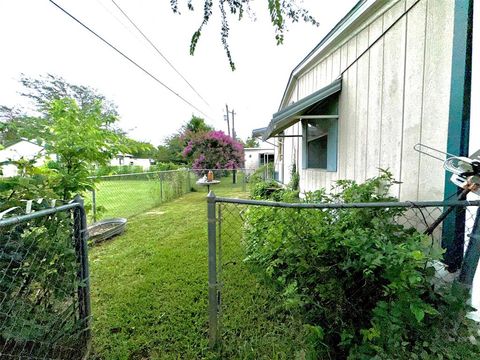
xmin=157 ymin=115 xmax=214 ymax=164
xmin=0 ymin=74 xmax=123 ymax=147
xmin=183 ymin=130 xmax=244 ymax=173
xmin=46 ymin=98 xmax=127 ymax=199
xmin=244 ymin=136 xmax=260 ymax=148
xmin=170 ymin=0 xmax=318 ymax=70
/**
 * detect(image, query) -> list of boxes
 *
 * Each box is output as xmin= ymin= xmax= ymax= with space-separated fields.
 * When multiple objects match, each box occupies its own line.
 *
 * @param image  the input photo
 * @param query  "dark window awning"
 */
xmin=262 ymin=78 xmax=342 ymax=140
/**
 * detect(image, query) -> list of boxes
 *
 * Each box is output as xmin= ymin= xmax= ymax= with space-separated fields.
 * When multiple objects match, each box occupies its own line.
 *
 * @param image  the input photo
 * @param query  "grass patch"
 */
xmin=89 ymin=185 xmax=306 ymax=359
xmin=85 ymin=172 xmax=246 ymax=222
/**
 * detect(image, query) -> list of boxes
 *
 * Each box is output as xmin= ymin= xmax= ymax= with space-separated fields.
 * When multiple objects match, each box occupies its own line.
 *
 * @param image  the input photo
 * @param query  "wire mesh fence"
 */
xmin=0 ymin=198 xmax=90 ymax=359
xmin=87 ymin=168 xmax=249 ymax=223
xmin=207 ymin=195 xmax=480 ymax=352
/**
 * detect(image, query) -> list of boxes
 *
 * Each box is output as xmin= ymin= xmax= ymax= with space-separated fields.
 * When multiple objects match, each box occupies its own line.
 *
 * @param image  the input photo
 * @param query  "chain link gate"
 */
xmin=207 ymin=194 xmax=480 ymax=349
xmin=0 ymin=197 xmax=91 ymax=359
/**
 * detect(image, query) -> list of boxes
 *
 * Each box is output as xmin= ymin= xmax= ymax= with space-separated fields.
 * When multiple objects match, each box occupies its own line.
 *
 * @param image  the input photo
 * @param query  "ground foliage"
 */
xmin=243 ymin=173 xmax=480 ymax=359
xmin=0 ymin=204 xmax=83 ymax=357
xmin=88 ymin=182 xmax=305 ymax=359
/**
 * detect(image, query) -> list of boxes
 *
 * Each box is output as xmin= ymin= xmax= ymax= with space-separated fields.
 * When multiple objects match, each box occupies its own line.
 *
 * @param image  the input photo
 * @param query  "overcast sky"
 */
xmin=0 ymin=0 xmax=357 ymax=145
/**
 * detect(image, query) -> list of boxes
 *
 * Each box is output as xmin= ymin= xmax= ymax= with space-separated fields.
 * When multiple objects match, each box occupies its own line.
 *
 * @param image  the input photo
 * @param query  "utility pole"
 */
xmin=225 ymin=104 xmax=231 ymax=137
xmin=231 ymin=109 xmax=236 ymax=140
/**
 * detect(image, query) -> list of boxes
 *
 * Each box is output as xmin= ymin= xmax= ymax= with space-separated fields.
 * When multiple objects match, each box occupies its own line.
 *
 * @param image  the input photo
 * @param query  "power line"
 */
xmin=94 ymin=0 xmax=140 ymax=39
xmin=48 ymin=0 xmax=213 ymax=121
xmin=110 ymin=0 xmax=211 ymax=107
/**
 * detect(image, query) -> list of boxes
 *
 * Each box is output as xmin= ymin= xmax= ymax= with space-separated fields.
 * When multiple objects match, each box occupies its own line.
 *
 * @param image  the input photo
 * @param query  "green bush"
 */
xmin=149 ymin=162 xmax=180 ymax=172
xmin=93 ymin=165 xmax=144 ymax=176
xmin=248 ymin=164 xmax=274 ymax=185
xmin=0 ymin=201 xmax=84 ymax=356
xmin=243 ymin=172 xmax=479 ymax=359
xmin=289 ymin=162 xmax=300 ymax=191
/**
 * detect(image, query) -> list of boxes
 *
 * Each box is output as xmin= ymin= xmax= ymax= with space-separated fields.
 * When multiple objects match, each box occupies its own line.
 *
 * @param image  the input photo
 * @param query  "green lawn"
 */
xmin=88 ymin=184 xmax=306 ymax=359
xmin=85 ymin=172 xmax=246 ymax=222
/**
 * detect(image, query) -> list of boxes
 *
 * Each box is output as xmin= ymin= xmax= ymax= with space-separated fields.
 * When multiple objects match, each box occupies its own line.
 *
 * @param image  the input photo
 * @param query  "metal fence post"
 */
xmin=91 ymin=189 xmax=97 ymax=223
xmin=207 ymin=191 xmax=218 ymax=348
xmin=460 ymin=206 xmax=480 ymax=285
xmin=160 ymin=173 xmax=164 ymax=203
xmin=242 ymin=169 xmax=247 ymax=192
xmin=73 ymin=196 xmax=92 ymax=354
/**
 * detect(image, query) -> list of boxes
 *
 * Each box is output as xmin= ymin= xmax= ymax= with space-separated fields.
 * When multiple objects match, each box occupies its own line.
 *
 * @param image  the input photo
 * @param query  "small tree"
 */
xmin=46 ymin=97 xmax=125 ymax=199
xmin=183 ymin=130 xmax=244 ymax=174
xmin=161 ymin=115 xmax=213 ymax=164
xmin=244 ymin=136 xmax=260 ymax=148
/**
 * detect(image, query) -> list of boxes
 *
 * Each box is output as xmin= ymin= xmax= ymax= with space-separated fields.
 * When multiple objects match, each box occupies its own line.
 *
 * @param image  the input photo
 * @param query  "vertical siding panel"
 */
xmin=418 ymin=0 xmax=454 ymax=200
xmin=383 ymin=0 xmax=406 ymax=29
xmin=356 ymin=27 xmax=370 ymax=57
xmin=347 ymin=37 xmax=357 ymax=69
xmin=332 ymin=49 xmax=341 ymax=79
xmin=320 ymin=61 xmax=326 ymax=90
xmin=380 ymin=2 xmax=407 ymax=198
xmin=399 ymin=0 xmax=427 ymax=201
xmin=323 ymin=58 xmax=329 ymax=87
xmin=326 ymin=55 xmax=333 ymax=83
xmin=310 ymin=68 xmax=315 ymax=93
xmin=355 ymin=29 xmax=370 ymax=183
xmin=365 ymin=16 xmax=384 ymax=179
xmin=329 ymin=50 xmax=341 ymax=188
xmin=369 ymin=12 xmax=385 ymax=46
xmin=320 ymin=170 xmax=327 ymax=190
xmin=340 ymin=43 xmax=349 ymax=72
xmin=337 ymin=43 xmax=350 ymax=180
xmin=345 ymin=38 xmax=358 ymax=180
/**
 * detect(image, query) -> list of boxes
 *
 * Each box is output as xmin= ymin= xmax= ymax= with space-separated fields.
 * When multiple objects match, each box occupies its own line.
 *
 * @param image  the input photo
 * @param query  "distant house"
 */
xmin=255 ymin=0 xmax=474 ymax=204
xmin=244 ymin=135 xmax=275 ymax=173
xmin=110 ymin=154 xmax=152 ymax=170
xmin=0 ymin=140 xmax=46 ymax=177
xmin=244 ymin=147 xmax=274 ymax=170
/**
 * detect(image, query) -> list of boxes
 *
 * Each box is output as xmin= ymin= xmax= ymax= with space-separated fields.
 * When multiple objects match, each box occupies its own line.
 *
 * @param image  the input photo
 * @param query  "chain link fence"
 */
xmin=88 ymin=168 xmax=249 ymax=223
xmin=0 ymin=198 xmax=90 ymax=359
xmin=206 ymin=195 xmax=480 ymax=351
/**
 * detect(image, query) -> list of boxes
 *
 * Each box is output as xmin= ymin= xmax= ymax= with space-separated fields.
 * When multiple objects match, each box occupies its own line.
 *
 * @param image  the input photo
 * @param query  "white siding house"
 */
xmin=255 ymin=0 xmax=477 ymax=314
xmin=258 ymin=0 xmax=473 ymax=204
xmin=110 ymin=154 xmax=152 ymax=170
xmin=0 ymin=140 xmax=46 ymax=177
xmin=244 ymin=146 xmax=274 ymax=172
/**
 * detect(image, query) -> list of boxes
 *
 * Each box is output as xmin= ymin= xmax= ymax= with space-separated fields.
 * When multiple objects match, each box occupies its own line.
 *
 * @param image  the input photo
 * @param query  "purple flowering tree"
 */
xmin=182 ymin=130 xmax=244 ymax=175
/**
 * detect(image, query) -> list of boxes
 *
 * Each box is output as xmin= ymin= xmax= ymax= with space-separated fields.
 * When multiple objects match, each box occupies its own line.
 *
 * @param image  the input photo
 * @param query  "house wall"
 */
xmin=110 ymin=156 xmax=151 ymax=170
xmin=244 ymin=148 xmax=275 ymax=171
xmin=0 ymin=140 xmax=46 ymax=177
xmin=276 ymin=0 xmax=455 ymax=201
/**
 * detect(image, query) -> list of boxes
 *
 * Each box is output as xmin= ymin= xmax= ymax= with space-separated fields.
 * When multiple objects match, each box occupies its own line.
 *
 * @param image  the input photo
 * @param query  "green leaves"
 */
xmin=45 ymin=97 xmax=126 ymax=200
xmin=170 ymin=0 xmax=318 ymax=70
xmin=243 ymin=173 xmax=480 ymax=359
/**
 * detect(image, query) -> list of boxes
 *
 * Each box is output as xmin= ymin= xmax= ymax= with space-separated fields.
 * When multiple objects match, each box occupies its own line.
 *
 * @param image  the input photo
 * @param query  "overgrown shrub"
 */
xmin=149 ymin=162 xmax=180 ymax=172
xmin=289 ymin=162 xmax=300 ymax=191
xmin=93 ymin=165 xmax=145 ymax=176
xmin=0 ymin=201 xmax=84 ymax=357
xmin=250 ymin=179 xmax=281 ymax=200
xmin=243 ymin=172 xmax=479 ymax=359
xmin=248 ymin=164 xmax=275 ymax=185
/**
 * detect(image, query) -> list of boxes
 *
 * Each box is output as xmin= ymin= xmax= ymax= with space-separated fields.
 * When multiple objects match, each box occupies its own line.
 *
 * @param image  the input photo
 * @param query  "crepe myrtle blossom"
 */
xmin=183 ymin=130 xmax=244 ymax=175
